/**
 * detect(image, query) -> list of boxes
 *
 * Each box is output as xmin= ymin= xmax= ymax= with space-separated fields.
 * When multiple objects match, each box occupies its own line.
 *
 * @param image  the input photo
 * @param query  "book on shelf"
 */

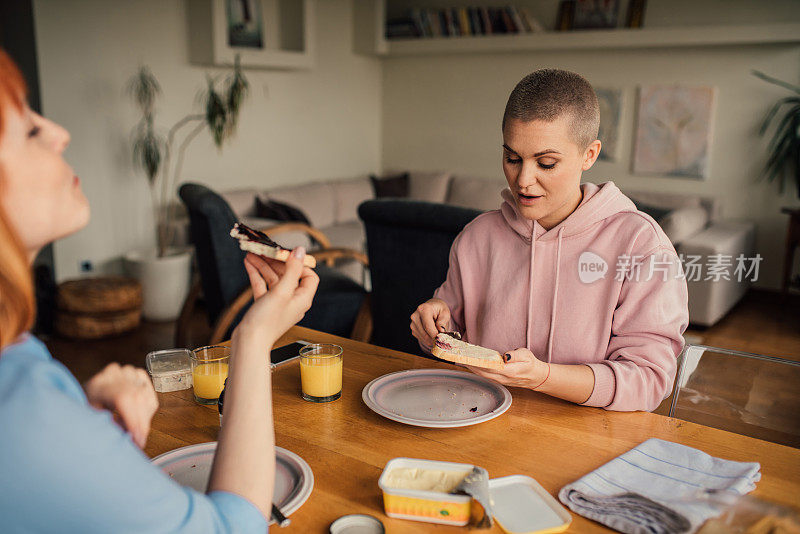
xmin=480 ymin=7 xmax=493 ymax=35
xmin=458 ymin=8 xmax=471 ymax=36
xmin=520 ymin=7 xmax=545 ymax=32
xmin=504 ymin=7 xmax=520 ymax=33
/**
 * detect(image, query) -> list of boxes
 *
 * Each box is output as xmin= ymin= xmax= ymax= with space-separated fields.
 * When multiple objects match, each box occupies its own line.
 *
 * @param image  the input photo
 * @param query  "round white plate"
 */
xmin=151 ymin=442 xmax=313 ymax=524
xmin=362 ymin=369 xmax=512 ymax=428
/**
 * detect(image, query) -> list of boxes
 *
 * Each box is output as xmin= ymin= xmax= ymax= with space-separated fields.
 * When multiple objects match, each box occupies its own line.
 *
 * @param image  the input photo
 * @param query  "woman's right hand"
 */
xmin=234 ymin=248 xmax=319 ymax=347
xmin=410 ymin=298 xmax=452 ymax=348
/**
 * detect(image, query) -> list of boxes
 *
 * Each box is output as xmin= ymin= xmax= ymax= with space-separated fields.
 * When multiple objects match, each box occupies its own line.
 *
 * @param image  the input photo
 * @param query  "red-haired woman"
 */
xmin=0 ymin=49 xmax=318 ymax=532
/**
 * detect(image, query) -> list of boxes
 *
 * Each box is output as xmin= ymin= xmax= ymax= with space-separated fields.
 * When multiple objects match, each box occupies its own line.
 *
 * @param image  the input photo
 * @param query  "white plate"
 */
xmin=151 ymin=442 xmax=313 ymax=524
xmin=362 ymin=369 xmax=512 ymax=428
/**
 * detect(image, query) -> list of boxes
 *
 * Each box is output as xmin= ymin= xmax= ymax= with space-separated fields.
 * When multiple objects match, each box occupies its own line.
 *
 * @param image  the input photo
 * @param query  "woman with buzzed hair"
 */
xmin=412 ymin=69 xmax=688 ymax=412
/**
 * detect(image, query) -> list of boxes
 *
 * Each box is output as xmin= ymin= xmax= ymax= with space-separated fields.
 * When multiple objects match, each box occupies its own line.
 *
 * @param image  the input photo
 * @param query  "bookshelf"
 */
xmin=385 ymin=23 xmax=800 ymax=56
xmin=352 ymin=2 xmax=800 ymax=57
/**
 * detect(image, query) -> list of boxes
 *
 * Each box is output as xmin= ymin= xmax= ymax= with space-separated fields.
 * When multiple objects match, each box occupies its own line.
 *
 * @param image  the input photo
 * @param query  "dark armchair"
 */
xmin=176 ymin=183 xmax=371 ymax=346
xmin=358 ymin=199 xmax=482 ymax=355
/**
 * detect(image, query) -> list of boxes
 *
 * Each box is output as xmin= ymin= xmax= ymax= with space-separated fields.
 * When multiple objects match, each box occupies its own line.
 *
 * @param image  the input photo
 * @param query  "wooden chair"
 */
xmin=176 ymin=184 xmax=371 ymax=348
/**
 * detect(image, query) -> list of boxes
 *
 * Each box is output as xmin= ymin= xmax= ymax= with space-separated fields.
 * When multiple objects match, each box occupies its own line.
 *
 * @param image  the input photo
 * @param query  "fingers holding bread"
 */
xmin=410 ymin=313 xmax=433 ymax=348
xmin=431 ymin=333 xmax=505 ymax=370
xmin=410 ymin=298 xmax=452 ymax=347
xmin=231 ymin=222 xmax=317 ymax=268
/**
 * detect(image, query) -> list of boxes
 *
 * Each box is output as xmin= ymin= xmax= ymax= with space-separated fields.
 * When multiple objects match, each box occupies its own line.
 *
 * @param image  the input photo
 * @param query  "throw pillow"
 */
xmin=254 ymin=196 xmax=311 ymax=225
xmin=370 ymin=172 xmax=410 ymax=198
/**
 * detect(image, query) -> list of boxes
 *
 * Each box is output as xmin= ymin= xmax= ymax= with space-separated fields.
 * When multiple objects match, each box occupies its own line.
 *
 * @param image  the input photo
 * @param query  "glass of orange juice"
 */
xmin=190 ymin=345 xmax=229 ymax=405
xmin=299 ymin=343 xmax=343 ymax=403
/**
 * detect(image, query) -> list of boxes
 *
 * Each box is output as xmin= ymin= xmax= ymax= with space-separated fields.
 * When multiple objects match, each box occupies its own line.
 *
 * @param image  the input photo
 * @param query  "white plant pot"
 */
xmin=125 ymin=249 xmax=192 ymax=322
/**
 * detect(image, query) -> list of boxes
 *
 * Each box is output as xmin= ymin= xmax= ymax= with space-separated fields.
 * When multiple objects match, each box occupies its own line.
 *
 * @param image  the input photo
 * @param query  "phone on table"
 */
xmin=270 ymin=340 xmax=311 ymax=368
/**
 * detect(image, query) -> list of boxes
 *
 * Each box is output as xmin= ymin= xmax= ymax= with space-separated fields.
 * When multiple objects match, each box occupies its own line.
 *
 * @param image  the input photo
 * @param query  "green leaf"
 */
xmin=126 ymin=66 xmax=161 ymax=116
xmin=205 ymin=77 xmax=227 ymax=148
xmin=766 ymin=105 xmax=800 ymax=154
xmin=224 ymin=54 xmax=250 ymax=137
xmin=132 ymin=122 xmax=165 ymax=185
xmin=752 ymin=70 xmax=800 ymax=95
xmin=759 ymin=98 xmax=800 ymax=136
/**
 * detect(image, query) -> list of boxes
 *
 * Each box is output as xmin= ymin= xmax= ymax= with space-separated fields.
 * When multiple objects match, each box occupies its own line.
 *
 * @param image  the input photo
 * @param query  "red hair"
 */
xmin=0 ymin=49 xmax=35 ymax=349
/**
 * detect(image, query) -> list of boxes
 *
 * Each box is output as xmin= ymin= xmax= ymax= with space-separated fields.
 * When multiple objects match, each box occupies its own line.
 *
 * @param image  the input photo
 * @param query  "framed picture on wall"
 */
xmin=188 ymin=0 xmax=315 ymax=70
xmin=573 ymin=0 xmax=619 ymax=30
xmin=632 ymin=84 xmax=717 ymax=179
xmin=226 ymin=0 xmax=264 ymax=49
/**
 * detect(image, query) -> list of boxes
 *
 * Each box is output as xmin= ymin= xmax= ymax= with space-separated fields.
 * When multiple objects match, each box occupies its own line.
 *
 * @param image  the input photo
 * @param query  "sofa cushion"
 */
xmin=370 ymin=172 xmax=410 ymax=198
xmin=447 ymin=176 xmax=507 ymax=212
xmin=408 ymin=171 xmax=452 ymax=204
xmin=221 ymin=188 xmax=259 ymax=217
xmin=267 ymin=182 xmax=336 ymax=229
xmin=658 ymin=206 xmax=709 ymax=245
xmin=331 ymin=176 xmax=374 ymax=224
xmin=321 ymin=221 xmax=366 ymax=252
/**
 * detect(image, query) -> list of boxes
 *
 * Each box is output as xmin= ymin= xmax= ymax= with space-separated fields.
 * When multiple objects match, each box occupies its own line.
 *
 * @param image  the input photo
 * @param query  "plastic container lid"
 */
xmin=146 ymin=349 xmax=192 ymax=375
xmin=329 ymin=514 xmax=385 ymax=534
xmin=489 ymin=475 xmax=572 ymax=534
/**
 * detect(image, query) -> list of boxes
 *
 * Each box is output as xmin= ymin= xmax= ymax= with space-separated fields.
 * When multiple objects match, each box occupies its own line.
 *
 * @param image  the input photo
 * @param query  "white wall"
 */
xmin=381 ymin=3 xmax=800 ymax=290
xmin=33 ymin=0 xmax=382 ymax=280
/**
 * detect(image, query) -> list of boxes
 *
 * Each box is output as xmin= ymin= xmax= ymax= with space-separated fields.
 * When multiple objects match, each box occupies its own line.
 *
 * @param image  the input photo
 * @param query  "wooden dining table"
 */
xmin=145 ymin=326 xmax=800 ymax=532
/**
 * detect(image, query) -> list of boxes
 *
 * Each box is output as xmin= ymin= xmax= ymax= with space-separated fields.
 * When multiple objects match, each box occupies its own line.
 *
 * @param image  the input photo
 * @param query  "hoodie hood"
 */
xmin=500 ymin=181 xmax=637 ymax=242
xmin=500 ymin=181 xmax=639 ymax=366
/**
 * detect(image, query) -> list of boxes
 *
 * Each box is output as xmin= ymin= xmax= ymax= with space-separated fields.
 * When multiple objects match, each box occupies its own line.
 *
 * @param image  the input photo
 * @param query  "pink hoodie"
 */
xmin=433 ymin=181 xmax=689 ymax=412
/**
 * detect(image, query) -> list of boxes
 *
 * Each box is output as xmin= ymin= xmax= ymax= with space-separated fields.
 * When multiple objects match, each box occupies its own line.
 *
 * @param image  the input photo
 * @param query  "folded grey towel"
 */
xmin=558 ymin=438 xmax=761 ymax=534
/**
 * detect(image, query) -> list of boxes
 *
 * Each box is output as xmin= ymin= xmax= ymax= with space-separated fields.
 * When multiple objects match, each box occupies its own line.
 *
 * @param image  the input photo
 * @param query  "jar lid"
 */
xmin=329 ymin=514 xmax=385 ymax=534
xmin=146 ymin=349 xmax=192 ymax=375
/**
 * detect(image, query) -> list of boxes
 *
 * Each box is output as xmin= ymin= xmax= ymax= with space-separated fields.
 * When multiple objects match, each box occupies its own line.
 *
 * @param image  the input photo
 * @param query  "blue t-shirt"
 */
xmin=0 ymin=335 xmax=267 ymax=533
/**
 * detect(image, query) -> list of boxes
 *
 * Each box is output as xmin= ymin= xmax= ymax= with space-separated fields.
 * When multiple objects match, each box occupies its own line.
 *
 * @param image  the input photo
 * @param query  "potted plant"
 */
xmin=126 ymin=57 xmax=249 ymax=321
xmin=754 ymin=70 xmax=800 ymax=197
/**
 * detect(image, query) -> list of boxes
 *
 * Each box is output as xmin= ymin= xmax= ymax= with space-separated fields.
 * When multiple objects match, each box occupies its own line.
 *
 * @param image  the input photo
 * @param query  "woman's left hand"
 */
xmin=84 ymin=363 xmax=159 ymax=449
xmin=463 ymin=348 xmax=549 ymax=389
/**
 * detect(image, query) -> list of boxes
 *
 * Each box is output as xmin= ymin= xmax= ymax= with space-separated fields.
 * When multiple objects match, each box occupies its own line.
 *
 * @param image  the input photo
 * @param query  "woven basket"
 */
xmin=55 ymin=277 xmax=143 ymax=339
xmin=57 ymin=276 xmax=142 ymax=313
xmin=55 ymin=309 xmax=142 ymax=339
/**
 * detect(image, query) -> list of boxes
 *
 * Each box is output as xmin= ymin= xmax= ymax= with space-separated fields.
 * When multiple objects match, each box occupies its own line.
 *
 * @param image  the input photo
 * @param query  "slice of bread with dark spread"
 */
xmin=431 ymin=333 xmax=504 ymax=370
xmin=230 ymin=223 xmax=317 ymax=268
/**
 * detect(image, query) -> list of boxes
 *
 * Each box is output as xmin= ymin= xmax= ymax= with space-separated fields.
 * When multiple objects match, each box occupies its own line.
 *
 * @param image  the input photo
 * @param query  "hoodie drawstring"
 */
xmin=546 ymin=227 xmax=564 ymax=363
xmin=526 ymin=226 xmax=536 ymax=351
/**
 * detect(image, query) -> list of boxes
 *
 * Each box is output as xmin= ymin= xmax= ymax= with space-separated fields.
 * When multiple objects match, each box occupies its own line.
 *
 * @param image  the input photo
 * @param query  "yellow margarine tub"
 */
xmin=379 ymin=458 xmax=573 ymax=533
xmin=379 ymin=458 xmax=474 ymax=526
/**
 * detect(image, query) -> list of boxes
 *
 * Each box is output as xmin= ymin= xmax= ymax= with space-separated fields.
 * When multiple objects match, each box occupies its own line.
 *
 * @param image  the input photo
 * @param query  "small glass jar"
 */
xmin=145 ymin=349 xmax=192 ymax=393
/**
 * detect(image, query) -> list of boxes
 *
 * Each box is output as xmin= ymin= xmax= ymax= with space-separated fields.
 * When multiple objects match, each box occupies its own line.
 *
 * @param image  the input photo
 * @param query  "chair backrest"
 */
xmin=178 ymin=183 xmax=249 ymax=325
xmin=358 ymin=199 xmax=482 ymax=355
xmin=669 ymin=344 xmax=800 ymax=448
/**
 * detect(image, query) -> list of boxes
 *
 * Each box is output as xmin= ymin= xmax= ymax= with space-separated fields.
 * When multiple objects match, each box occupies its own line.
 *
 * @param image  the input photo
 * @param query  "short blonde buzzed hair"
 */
xmin=502 ymin=69 xmax=600 ymax=149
